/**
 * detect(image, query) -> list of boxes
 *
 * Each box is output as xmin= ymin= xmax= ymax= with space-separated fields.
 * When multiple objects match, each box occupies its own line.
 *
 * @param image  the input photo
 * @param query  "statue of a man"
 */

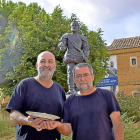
xmin=107 ymin=61 xmax=118 ymax=94
xmin=58 ymin=21 xmax=90 ymax=94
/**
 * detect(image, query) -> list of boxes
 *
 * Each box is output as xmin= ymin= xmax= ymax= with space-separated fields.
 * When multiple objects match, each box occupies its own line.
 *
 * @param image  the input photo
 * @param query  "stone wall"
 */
xmin=108 ymin=47 xmax=140 ymax=95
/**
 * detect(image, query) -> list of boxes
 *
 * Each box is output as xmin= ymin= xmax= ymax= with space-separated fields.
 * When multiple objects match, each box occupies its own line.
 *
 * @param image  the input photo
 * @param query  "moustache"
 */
xmin=80 ymin=82 xmax=88 ymax=84
xmin=42 ymin=66 xmax=51 ymax=71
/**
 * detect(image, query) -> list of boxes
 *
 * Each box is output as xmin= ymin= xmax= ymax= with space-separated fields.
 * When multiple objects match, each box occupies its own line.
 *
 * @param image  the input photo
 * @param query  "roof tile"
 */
xmin=108 ymin=36 xmax=140 ymax=50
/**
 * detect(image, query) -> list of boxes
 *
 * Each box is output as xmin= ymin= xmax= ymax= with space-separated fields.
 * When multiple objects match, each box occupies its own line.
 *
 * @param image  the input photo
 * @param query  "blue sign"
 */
xmin=97 ymin=77 xmax=118 ymax=87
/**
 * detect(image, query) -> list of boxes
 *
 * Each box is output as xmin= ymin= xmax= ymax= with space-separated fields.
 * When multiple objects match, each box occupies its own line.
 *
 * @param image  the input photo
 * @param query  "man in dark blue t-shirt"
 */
xmin=40 ymin=63 xmax=124 ymax=140
xmin=6 ymin=51 xmax=66 ymax=140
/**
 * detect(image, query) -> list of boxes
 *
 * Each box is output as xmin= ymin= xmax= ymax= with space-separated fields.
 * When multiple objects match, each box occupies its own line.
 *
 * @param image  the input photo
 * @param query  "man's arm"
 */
xmin=56 ymin=122 xmax=72 ymax=136
xmin=110 ymin=111 xmax=124 ymax=140
xmin=41 ymin=120 xmax=72 ymax=136
xmin=10 ymin=110 xmax=45 ymax=131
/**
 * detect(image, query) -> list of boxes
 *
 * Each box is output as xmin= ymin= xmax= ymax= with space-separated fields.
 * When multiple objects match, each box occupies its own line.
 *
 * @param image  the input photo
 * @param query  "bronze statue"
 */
xmin=107 ymin=61 xmax=117 ymax=94
xmin=58 ymin=21 xmax=90 ymax=94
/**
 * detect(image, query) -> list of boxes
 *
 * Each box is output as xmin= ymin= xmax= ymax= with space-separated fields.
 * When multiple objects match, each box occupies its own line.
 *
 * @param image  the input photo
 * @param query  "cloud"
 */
xmin=87 ymin=0 xmax=140 ymax=24
xmin=12 ymin=0 xmax=140 ymax=27
xmin=10 ymin=0 xmax=140 ymax=45
xmin=125 ymin=15 xmax=140 ymax=38
xmin=12 ymin=0 xmax=55 ymax=14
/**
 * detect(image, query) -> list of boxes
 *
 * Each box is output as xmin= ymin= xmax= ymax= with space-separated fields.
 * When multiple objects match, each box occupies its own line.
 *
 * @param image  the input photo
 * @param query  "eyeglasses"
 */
xmin=75 ymin=73 xmax=91 ymax=79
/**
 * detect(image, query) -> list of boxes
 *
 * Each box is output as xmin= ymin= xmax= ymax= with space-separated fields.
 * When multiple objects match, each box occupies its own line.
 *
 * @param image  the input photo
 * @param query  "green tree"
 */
xmin=0 ymin=1 xmax=109 ymax=96
xmin=0 ymin=0 xmax=22 ymax=34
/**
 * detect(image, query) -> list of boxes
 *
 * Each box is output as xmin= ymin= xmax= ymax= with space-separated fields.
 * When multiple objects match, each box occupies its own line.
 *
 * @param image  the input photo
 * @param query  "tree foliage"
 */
xmin=0 ymin=0 xmax=110 ymax=96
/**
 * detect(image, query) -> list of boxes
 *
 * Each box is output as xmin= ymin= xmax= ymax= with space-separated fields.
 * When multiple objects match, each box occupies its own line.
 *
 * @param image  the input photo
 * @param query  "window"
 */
xmin=130 ymin=57 xmax=137 ymax=66
xmin=132 ymin=59 xmax=136 ymax=65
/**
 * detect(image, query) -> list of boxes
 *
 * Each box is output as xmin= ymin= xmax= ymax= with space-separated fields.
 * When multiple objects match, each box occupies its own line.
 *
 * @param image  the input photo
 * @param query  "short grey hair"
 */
xmin=72 ymin=63 xmax=93 ymax=77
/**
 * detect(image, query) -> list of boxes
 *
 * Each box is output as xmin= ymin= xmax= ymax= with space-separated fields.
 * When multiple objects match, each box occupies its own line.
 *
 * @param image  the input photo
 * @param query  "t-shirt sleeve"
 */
xmin=57 ymin=83 xmax=66 ymax=103
xmin=63 ymin=101 xmax=70 ymax=123
xmin=6 ymin=80 xmax=27 ymax=113
xmin=60 ymin=87 xmax=66 ymax=120
xmin=107 ymin=91 xmax=121 ymax=115
xmin=62 ymin=88 xmax=66 ymax=102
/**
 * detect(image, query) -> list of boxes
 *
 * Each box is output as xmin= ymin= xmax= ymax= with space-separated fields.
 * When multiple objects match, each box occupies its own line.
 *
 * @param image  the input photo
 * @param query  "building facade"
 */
xmin=108 ymin=36 xmax=140 ymax=95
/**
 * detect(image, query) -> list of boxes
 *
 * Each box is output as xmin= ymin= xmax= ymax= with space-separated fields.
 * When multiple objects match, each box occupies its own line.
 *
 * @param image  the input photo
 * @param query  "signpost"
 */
xmin=97 ymin=77 xmax=118 ymax=87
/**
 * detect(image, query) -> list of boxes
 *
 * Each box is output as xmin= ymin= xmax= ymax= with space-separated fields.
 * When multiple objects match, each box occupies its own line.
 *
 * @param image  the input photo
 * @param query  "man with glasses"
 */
xmin=40 ymin=63 xmax=124 ymax=140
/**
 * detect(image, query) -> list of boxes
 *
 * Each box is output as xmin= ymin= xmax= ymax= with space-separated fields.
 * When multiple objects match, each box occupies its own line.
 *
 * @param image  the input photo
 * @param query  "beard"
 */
xmin=76 ymin=80 xmax=93 ymax=91
xmin=38 ymin=66 xmax=55 ymax=78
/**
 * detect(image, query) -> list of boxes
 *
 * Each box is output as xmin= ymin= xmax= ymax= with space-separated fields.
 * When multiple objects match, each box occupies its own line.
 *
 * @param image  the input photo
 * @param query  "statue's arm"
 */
xmin=80 ymin=35 xmax=90 ymax=61
xmin=58 ymin=33 xmax=68 ymax=51
xmin=82 ymin=40 xmax=90 ymax=61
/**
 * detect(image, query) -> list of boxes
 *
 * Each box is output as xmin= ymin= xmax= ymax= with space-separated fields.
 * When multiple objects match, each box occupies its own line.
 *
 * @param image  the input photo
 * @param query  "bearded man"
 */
xmin=6 ymin=51 xmax=66 ymax=140
xmin=40 ymin=63 xmax=124 ymax=140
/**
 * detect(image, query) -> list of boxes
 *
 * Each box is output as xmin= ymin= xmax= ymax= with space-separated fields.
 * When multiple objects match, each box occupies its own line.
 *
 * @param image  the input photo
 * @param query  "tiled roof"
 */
xmin=108 ymin=36 xmax=140 ymax=50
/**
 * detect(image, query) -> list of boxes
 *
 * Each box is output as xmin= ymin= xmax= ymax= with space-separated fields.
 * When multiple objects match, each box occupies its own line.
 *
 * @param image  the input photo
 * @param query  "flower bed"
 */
xmin=116 ymin=90 xmax=140 ymax=122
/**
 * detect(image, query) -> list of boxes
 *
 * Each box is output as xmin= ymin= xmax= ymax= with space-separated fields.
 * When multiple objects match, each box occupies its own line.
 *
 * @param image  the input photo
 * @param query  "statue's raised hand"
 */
xmin=59 ymin=42 xmax=66 ymax=51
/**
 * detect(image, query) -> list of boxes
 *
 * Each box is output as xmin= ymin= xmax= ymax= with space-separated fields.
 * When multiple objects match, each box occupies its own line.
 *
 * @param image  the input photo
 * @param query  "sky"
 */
xmin=11 ymin=0 xmax=140 ymax=45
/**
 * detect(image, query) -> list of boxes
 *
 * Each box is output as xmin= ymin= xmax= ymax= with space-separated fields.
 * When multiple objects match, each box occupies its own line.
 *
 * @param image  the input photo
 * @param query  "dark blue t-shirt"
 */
xmin=6 ymin=78 xmax=66 ymax=140
xmin=63 ymin=88 xmax=121 ymax=140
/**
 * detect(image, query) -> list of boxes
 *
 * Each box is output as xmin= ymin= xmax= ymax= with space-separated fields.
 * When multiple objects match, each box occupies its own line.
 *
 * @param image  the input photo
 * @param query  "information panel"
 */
xmin=97 ymin=77 xmax=118 ymax=87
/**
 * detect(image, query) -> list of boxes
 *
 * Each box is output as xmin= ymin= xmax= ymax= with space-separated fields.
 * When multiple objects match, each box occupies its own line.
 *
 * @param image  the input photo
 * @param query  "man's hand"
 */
xmin=10 ymin=110 xmax=45 ymax=132
xmin=41 ymin=120 xmax=61 ymax=130
xmin=41 ymin=120 xmax=72 ymax=136
xmin=28 ymin=115 xmax=45 ymax=131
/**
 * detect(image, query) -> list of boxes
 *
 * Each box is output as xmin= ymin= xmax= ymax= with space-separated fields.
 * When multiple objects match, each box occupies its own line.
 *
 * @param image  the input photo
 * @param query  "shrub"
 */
xmin=116 ymin=91 xmax=140 ymax=122
xmin=121 ymin=113 xmax=140 ymax=140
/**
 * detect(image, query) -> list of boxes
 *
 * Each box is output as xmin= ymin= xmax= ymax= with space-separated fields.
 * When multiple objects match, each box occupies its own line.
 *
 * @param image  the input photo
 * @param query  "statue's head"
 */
xmin=70 ymin=21 xmax=80 ymax=32
xmin=110 ymin=61 xmax=114 ymax=67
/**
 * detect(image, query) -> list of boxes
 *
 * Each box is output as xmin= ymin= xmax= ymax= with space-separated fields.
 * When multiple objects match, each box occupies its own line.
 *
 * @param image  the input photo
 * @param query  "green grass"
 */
xmin=61 ymin=133 xmax=72 ymax=140
xmin=0 ymin=109 xmax=15 ymax=139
